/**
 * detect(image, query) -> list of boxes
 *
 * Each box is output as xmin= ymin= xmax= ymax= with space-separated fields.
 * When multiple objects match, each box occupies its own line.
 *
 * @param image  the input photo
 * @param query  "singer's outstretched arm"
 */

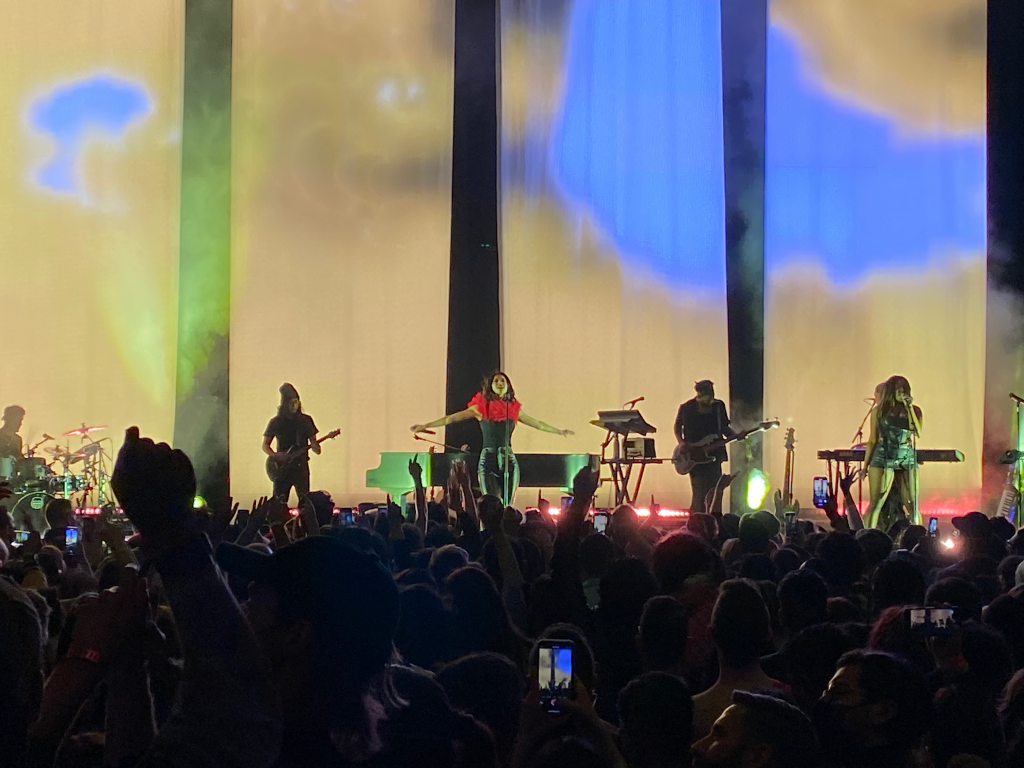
xmin=519 ymin=413 xmax=573 ymax=437
xmin=411 ymin=407 xmax=479 ymax=433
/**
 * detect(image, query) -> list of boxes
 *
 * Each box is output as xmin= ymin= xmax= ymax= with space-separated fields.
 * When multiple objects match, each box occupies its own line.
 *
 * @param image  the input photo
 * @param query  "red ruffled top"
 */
xmin=468 ymin=391 xmax=521 ymax=422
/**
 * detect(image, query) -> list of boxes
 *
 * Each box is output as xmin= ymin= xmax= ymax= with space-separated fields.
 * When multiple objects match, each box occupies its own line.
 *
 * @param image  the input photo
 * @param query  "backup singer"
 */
xmin=861 ymin=375 xmax=923 ymax=530
xmin=411 ymin=371 xmax=572 ymax=505
xmin=675 ymin=380 xmax=734 ymax=517
xmin=262 ymin=383 xmax=320 ymax=504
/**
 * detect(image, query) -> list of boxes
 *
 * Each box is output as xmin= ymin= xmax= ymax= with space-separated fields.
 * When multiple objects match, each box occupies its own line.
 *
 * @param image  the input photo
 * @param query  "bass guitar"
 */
xmin=266 ymin=429 xmax=340 ymax=483
xmin=774 ymin=427 xmax=800 ymax=525
xmin=672 ymin=420 xmax=780 ymax=476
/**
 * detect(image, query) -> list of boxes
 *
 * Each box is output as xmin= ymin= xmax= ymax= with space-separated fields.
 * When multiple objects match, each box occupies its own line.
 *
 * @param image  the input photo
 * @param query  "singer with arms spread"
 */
xmin=861 ymin=375 xmax=923 ymax=530
xmin=262 ymin=383 xmax=320 ymax=504
xmin=675 ymin=380 xmax=734 ymax=518
xmin=411 ymin=371 xmax=573 ymax=505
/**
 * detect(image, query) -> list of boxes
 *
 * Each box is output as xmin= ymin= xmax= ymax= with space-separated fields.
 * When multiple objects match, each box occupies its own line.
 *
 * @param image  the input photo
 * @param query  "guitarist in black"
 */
xmin=262 ymin=383 xmax=320 ymax=503
xmin=674 ymin=380 xmax=734 ymax=518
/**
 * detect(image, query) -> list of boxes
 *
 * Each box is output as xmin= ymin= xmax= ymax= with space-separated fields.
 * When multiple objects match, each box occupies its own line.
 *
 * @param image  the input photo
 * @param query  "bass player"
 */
xmin=674 ymin=380 xmax=735 ymax=517
xmin=262 ymin=383 xmax=321 ymax=504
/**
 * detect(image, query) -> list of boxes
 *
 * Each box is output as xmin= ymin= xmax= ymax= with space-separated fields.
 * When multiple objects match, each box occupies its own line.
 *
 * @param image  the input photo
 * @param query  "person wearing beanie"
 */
xmin=262 ymin=383 xmax=321 ymax=504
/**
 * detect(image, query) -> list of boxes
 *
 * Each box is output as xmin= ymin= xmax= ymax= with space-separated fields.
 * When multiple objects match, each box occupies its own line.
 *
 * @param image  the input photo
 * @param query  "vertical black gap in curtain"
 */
xmin=446 ymin=0 xmax=503 ymax=456
xmin=175 ymin=0 xmax=233 ymax=507
xmin=721 ymin=0 xmax=768 ymax=511
xmin=984 ymin=0 xmax=1024 ymax=508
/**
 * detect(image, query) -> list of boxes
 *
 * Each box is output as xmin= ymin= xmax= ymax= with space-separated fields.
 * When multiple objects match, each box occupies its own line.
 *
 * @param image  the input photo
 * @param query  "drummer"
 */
xmin=0 ymin=405 xmax=25 ymax=460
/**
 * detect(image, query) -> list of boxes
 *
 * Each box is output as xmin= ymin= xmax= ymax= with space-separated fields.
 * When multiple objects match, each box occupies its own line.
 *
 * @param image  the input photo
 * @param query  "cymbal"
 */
xmin=71 ymin=443 xmax=104 ymax=459
xmin=44 ymin=446 xmax=73 ymax=458
xmin=63 ymin=424 xmax=106 ymax=437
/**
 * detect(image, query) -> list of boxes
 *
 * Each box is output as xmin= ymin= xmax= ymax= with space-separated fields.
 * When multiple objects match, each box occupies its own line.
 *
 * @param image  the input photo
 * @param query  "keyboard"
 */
xmin=817 ymin=448 xmax=964 ymax=463
xmin=366 ymin=451 xmax=599 ymax=500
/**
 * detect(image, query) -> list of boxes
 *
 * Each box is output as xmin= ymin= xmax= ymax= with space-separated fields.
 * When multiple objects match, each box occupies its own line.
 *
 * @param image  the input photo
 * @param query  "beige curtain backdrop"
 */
xmin=229 ymin=0 xmax=456 ymax=505
xmin=0 ymin=1 xmax=183 ymax=455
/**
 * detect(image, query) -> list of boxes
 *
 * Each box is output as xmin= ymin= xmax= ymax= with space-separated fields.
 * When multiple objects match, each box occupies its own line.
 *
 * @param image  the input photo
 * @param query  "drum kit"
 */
xmin=1 ymin=423 xmax=112 ymax=531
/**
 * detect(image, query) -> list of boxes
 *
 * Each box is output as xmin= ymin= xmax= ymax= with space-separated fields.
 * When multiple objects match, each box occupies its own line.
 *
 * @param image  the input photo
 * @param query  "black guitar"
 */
xmin=265 ymin=429 xmax=340 ymax=483
xmin=672 ymin=420 xmax=780 ymax=475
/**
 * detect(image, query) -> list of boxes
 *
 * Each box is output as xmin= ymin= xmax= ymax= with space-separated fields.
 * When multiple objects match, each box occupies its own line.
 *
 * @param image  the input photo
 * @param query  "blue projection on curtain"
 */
xmin=764 ymin=0 xmax=987 ymax=512
xmin=501 ymin=0 xmax=728 ymax=508
xmin=767 ymin=27 xmax=985 ymax=282
xmin=550 ymin=0 xmax=725 ymax=290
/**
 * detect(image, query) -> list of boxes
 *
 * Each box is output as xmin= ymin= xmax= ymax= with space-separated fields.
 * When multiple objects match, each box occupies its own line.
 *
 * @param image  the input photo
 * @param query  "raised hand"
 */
xmin=265 ymin=497 xmax=291 ymax=527
xmin=559 ymin=428 xmax=574 ymax=437
xmin=296 ymin=495 xmax=320 ymax=538
xmin=571 ymin=465 xmax=600 ymax=504
xmin=66 ymin=567 xmax=150 ymax=666
xmin=408 ymin=458 xmax=423 ymax=482
xmin=446 ymin=467 xmax=464 ymax=513
xmin=453 ymin=459 xmax=473 ymax=489
xmin=111 ymin=427 xmax=196 ymax=541
xmin=249 ymin=496 xmax=272 ymax=523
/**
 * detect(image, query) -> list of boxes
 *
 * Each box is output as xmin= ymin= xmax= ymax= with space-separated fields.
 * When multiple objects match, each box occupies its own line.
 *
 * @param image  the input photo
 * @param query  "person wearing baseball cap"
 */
xmin=951 ymin=511 xmax=992 ymax=540
xmin=216 ymin=535 xmax=400 ymax=764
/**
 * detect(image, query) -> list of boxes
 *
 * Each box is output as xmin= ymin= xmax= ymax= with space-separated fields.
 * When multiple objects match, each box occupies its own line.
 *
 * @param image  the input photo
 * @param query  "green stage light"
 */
xmin=193 ymin=495 xmax=206 ymax=509
xmin=746 ymin=470 xmax=768 ymax=510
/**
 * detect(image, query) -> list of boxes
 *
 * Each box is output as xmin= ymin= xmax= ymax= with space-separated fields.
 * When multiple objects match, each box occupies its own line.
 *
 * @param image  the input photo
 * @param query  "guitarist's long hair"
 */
xmin=277 ymin=382 xmax=303 ymax=417
xmin=481 ymin=371 xmax=516 ymax=403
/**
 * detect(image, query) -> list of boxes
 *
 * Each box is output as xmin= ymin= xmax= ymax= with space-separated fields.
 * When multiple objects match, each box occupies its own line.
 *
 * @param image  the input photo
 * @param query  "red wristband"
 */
xmin=67 ymin=648 xmax=103 ymax=665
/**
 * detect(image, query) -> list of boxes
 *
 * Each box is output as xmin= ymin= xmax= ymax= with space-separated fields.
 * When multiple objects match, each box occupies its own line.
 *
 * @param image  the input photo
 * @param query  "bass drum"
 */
xmin=8 ymin=490 xmax=54 ymax=533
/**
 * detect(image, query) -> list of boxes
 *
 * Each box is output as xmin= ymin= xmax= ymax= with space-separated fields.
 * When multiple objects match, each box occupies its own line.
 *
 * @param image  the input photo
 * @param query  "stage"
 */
xmin=2 ymin=0 xmax=1021 ymax=518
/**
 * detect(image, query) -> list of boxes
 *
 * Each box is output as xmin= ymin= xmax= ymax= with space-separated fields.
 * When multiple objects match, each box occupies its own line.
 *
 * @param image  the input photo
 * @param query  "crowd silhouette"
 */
xmin=1 ymin=427 xmax=1023 ymax=768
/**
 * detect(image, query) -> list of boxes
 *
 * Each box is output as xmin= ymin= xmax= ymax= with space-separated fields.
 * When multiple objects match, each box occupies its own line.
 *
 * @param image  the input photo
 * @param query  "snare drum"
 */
xmin=0 ymin=456 xmax=13 ymax=482
xmin=47 ymin=474 xmax=87 ymax=495
xmin=15 ymin=457 xmax=53 ymax=485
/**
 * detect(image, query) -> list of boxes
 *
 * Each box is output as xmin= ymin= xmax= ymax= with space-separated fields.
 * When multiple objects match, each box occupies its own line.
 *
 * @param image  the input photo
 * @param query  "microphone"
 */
xmin=625 ymin=396 xmax=644 ymax=408
xmin=421 ymin=429 xmax=436 ymax=435
xmin=1011 ymin=393 xmax=1024 ymax=404
xmin=42 ymin=433 xmax=54 ymax=441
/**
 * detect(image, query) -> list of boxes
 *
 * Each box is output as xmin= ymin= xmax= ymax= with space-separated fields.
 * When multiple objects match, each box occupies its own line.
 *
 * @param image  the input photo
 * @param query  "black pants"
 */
xmin=689 ymin=461 xmax=724 ymax=518
xmin=478 ymin=448 xmax=519 ymax=506
xmin=273 ymin=461 xmax=310 ymax=505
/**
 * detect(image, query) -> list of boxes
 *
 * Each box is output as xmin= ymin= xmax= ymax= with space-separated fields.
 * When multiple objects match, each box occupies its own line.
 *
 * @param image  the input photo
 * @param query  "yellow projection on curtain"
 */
xmin=0 ymin=1 xmax=183 ymax=450
xmin=229 ymin=0 xmax=456 ymax=505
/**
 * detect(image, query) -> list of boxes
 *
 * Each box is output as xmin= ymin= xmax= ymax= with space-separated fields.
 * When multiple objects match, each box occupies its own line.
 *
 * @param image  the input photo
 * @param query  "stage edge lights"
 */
xmin=746 ymin=470 xmax=769 ymax=510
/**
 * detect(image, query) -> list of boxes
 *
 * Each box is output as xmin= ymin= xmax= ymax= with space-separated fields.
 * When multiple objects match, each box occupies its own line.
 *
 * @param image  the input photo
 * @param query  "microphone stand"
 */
xmin=903 ymin=395 xmax=920 ymax=525
xmin=413 ymin=434 xmax=468 ymax=453
xmin=850 ymin=400 xmax=875 ymax=513
xmin=851 ymin=402 xmax=874 ymax=447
